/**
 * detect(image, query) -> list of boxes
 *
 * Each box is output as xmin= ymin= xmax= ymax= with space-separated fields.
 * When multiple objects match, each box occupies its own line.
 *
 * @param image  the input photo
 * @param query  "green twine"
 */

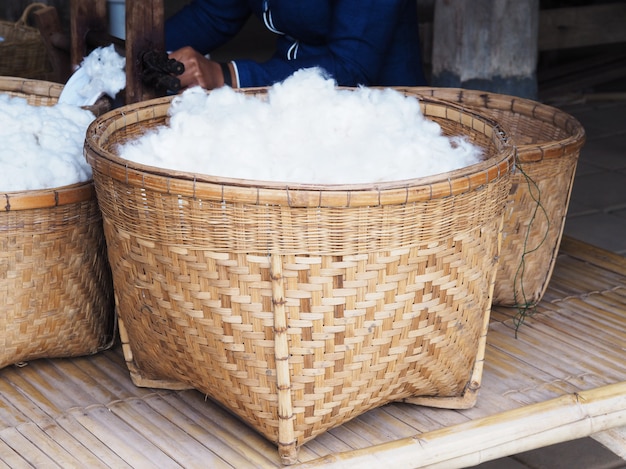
xmin=511 ymin=162 xmax=550 ymax=338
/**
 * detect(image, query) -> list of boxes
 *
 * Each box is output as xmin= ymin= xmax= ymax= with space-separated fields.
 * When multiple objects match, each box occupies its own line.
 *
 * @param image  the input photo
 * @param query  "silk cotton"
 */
xmin=165 ymin=0 xmax=427 ymax=87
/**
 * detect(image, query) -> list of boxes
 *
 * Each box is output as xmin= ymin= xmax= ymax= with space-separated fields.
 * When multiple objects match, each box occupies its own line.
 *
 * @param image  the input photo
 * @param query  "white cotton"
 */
xmin=118 ymin=68 xmax=484 ymax=184
xmin=59 ymin=44 xmax=126 ymax=106
xmin=0 ymin=94 xmax=95 ymax=191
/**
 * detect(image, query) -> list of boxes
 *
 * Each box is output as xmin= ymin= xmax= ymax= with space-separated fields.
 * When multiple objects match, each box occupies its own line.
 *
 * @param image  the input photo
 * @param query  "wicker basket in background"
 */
xmin=0 ymin=77 xmax=115 ymax=369
xmin=0 ymin=3 xmax=51 ymax=80
xmin=402 ymin=87 xmax=586 ymax=309
xmin=85 ymin=90 xmax=514 ymax=464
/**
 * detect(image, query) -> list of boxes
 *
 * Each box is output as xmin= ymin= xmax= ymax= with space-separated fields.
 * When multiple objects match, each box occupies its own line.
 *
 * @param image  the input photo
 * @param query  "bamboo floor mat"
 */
xmin=1 ymin=236 xmax=625 ymax=468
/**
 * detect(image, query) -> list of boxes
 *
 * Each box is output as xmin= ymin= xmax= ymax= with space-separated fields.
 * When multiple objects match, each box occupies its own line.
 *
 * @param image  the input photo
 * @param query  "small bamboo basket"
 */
xmin=85 ymin=90 xmax=514 ymax=464
xmin=0 ymin=3 xmax=51 ymax=80
xmin=400 ymin=87 xmax=586 ymax=308
xmin=1 ymin=77 xmax=115 ymax=369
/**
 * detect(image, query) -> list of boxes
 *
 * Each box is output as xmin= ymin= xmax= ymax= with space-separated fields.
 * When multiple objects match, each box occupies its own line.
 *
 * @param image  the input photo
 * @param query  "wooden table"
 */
xmin=1 ymin=236 xmax=625 ymax=468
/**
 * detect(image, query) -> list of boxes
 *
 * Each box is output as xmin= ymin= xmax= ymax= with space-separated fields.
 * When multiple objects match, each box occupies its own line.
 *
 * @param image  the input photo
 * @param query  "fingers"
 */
xmin=168 ymin=47 xmax=224 ymax=90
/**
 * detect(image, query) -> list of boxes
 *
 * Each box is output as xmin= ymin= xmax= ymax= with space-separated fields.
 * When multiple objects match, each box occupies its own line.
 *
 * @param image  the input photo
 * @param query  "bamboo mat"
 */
xmin=1 ymin=236 xmax=625 ymax=468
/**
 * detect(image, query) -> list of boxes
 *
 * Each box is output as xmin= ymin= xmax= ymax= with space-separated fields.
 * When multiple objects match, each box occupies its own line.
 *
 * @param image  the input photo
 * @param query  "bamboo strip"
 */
xmin=54 ymin=413 xmax=133 ymax=469
xmin=548 ymin=258 xmax=625 ymax=294
xmin=272 ymin=254 xmax=298 ymax=464
xmin=0 ymin=437 xmax=28 ymax=468
xmin=142 ymin=393 xmax=274 ymax=468
xmin=295 ymin=382 xmax=626 ymax=468
xmin=593 ymin=425 xmax=626 ymax=459
xmin=560 ymin=237 xmax=626 ymax=277
xmin=533 ymin=303 xmax=626 ymax=356
xmin=49 ymin=354 xmax=158 ymax=401
xmin=12 ymin=421 xmax=88 ymax=468
xmin=67 ymin=405 xmax=171 ymax=468
xmin=165 ymin=392 xmax=288 ymax=466
xmin=354 ymin=408 xmax=422 ymax=441
xmin=37 ymin=419 xmax=109 ymax=468
xmin=0 ymin=427 xmax=58 ymax=467
xmin=546 ymin=266 xmax=624 ymax=298
xmin=488 ymin=321 xmax=622 ymax=382
xmin=107 ymin=397 xmax=233 ymax=468
xmin=0 ymin=373 xmax=58 ymax=424
xmin=312 ymin=426 xmax=372 ymax=454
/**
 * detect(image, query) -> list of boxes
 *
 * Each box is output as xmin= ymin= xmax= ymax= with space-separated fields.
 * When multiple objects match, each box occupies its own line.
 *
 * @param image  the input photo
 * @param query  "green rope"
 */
xmin=511 ymin=162 xmax=550 ymax=338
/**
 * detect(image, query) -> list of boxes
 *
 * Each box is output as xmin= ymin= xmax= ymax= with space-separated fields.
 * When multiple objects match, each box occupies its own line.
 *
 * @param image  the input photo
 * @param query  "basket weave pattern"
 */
xmin=0 ymin=3 xmax=51 ymax=80
xmin=85 ymin=92 xmax=513 ymax=463
xmin=402 ymin=88 xmax=585 ymax=307
xmin=1 ymin=191 xmax=114 ymax=368
xmin=1 ymin=77 xmax=115 ymax=369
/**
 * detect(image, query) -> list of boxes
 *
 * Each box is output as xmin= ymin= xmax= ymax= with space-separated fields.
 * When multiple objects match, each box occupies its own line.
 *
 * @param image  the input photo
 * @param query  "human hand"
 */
xmin=168 ymin=46 xmax=224 ymax=90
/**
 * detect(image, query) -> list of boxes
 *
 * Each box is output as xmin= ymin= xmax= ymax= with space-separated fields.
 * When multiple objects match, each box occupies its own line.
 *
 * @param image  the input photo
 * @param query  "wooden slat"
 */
xmin=10 ymin=421 xmax=90 ymax=468
xmin=560 ymin=237 xmax=626 ymax=277
xmin=124 ymin=0 xmax=164 ymax=103
xmin=593 ymin=425 xmax=626 ymax=460
xmin=142 ymin=393 xmax=266 ymax=468
xmin=0 ymin=427 xmax=60 ymax=468
xmin=0 ymin=237 xmax=625 ymax=467
xmin=169 ymin=391 xmax=288 ymax=467
xmin=0 ymin=437 xmax=30 ymax=469
xmin=31 ymin=5 xmax=72 ymax=83
xmin=55 ymin=413 xmax=134 ymax=469
xmin=539 ymin=4 xmax=626 ymax=51
xmin=67 ymin=405 xmax=179 ymax=468
xmin=69 ymin=0 xmax=107 ymax=69
xmin=295 ymin=382 xmax=626 ymax=468
xmin=108 ymin=397 xmax=234 ymax=468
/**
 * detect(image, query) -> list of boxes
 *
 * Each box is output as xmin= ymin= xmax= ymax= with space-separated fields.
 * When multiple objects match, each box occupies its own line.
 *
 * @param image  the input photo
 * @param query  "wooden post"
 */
xmin=125 ymin=0 xmax=165 ymax=103
xmin=431 ymin=0 xmax=539 ymax=99
xmin=69 ymin=0 xmax=107 ymax=70
xmin=32 ymin=6 xmax=72 ymax=83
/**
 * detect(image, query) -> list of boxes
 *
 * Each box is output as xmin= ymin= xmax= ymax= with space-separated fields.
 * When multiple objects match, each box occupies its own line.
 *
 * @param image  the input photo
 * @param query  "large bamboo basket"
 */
xmin=400 ymin=87 xmax=586 ymax=309
xmin=0 ymin=3 xmax=51 ymax=80
xmin=84 ymin=90 xmax=514 ymax=464
xmin=0 ymin=77 xmax=115 ymax=369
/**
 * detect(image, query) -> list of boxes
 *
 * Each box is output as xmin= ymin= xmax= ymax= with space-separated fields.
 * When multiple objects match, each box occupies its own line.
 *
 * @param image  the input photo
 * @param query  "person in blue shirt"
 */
xmin=165 ymin=0 xmax=427 ymax=90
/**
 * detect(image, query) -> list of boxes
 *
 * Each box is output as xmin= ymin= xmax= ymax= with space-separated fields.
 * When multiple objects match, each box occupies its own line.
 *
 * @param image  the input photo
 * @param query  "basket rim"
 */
xmin=0 ymin=76 xmax=63 ymax=99
xmin=2 ymin=180 xmax=96 ymax=211
xmin=400 ymin=86 xmax=586 ymax=163
xmin=85 ymin=92 xmax=515 ymax=208
xmin=1 ymin=77 xmax=95 ymax=210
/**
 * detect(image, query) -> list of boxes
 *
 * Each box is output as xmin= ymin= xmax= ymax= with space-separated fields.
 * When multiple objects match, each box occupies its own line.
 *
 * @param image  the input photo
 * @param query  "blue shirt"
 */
xmin=165 ymin=0 xmax=427 ymax=88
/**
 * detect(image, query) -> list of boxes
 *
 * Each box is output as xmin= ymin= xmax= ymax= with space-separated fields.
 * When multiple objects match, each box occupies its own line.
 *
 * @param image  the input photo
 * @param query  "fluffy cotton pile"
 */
xmin=119 ymin=68 xmax=484 ymax=184
xmin=59 ymin=44 xmax=126 ymax=106
xmin=0 ymin=94 xmax=95 ymax=191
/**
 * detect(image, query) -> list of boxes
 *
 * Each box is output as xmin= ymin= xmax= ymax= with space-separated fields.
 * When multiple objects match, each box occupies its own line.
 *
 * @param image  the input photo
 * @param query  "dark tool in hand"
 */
xmin=141 ymin=50 xmax=185 ymax=94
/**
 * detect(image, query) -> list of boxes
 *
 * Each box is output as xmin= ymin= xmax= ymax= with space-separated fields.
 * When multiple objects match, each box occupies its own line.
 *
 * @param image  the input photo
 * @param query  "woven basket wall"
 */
xmin=400 ymin=87 xmax=586 ymax=308
xmin=0 ymin=77 xmax=115 ymax=369
xmin=0 ymin=3 xmax=51 ymax=80
xmin=85 ymin=90 xmax=514 ymax=464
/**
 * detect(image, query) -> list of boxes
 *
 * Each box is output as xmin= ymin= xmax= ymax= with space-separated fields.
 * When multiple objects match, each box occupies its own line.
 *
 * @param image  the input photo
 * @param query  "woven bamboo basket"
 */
xmin=0 ymin=77 xmax=115 ymax=369
xmin=0 ymin=3 xmax=51 ymax=80
xmin=399 ymin=87 xmax=586 ymax=309
xmin=85 ymin=90 xmax=514 ymax=464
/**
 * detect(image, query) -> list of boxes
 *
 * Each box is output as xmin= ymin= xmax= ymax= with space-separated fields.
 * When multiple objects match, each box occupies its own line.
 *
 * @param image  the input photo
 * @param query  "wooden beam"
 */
xmin=69 ymin=0 xmax=107 ymax=70
xmin=539 ymin=3 xmax=626 ymax=51
xmin=431 ymin=0 xmax=538 ymax=98
xmin=297 ymin=382 xmax=626 ymax=469
xmin=538 ymin=53 xmax=626 ymax=101
xmin=125 ymin=0 xmax=165 ymax=103
xmin=32 ymin=6 xmax=72 ymax=83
